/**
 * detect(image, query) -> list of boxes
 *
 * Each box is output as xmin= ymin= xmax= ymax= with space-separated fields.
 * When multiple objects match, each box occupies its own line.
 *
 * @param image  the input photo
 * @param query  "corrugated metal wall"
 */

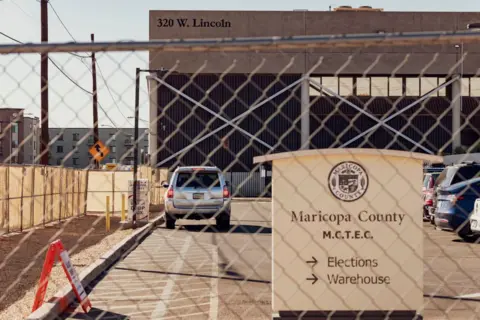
xmin=157 ymin=74 xmax=480 ymax=173
xmin=157 ymin=73 xmax=302 ymax=171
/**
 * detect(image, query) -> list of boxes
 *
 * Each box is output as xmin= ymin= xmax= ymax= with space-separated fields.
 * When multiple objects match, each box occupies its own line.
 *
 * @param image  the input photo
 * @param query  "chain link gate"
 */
xmin=1 ymin=29 xmax=480 ymax=320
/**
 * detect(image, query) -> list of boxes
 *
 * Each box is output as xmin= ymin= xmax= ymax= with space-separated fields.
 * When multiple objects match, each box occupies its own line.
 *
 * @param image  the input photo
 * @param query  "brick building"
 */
xmin=0 ymin=108 xmax=25 ymax=164
xmin=147 ymin=8 xmax=480 ymax=172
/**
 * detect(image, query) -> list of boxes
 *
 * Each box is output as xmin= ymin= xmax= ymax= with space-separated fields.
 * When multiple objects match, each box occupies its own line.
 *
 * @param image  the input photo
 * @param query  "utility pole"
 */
xmin=91 ymin=33 xmax=99 ymax=168
xmin=132 ymin=67 xmax=140 ymax=229
xmin=40 ymin=0 xmax=49 ymax=165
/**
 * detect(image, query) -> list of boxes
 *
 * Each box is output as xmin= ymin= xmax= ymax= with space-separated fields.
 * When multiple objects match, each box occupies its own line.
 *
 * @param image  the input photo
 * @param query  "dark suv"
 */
xmin=431 ymin=162 xmax=480 ymax=225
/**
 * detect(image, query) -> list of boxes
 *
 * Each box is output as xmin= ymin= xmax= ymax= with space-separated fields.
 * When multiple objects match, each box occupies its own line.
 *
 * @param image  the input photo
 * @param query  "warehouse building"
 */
xmin=147 ymin=8 xmax=480 ymax=195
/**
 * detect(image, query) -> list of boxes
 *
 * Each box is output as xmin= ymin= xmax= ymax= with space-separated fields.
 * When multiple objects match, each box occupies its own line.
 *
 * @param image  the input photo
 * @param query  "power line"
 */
xmin=48 ymin=1 xmax=90 ymax=59
xmin=96 ymin=61 xmax=133 ymax=126
xmin=0 ymin=31 xmax=119 ymax=127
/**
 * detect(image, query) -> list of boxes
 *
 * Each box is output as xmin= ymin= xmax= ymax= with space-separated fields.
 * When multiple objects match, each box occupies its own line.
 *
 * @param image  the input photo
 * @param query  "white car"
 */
xmin=469 ymin=199 xmax=480 ymax=234
xmin=162 ymin=166 xmax=232 ymax=230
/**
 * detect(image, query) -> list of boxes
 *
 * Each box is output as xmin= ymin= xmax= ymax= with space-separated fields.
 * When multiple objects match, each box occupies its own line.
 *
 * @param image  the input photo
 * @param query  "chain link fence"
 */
xmin=1 ymin=31 xmax=480 ymax=319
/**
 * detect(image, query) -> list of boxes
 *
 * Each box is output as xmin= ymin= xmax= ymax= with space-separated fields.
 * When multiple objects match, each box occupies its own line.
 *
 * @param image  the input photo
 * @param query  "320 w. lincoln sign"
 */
xmin=254 ymin=148 xmax=442 ymax=319
xmin=156 ymin=17 xmax=232 ymax=28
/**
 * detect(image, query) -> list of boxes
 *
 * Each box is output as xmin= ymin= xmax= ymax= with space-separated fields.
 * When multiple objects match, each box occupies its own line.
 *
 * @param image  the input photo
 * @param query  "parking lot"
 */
xmin=58 ymin=201 xmax=480 ymax=320
xmin=424 ymin=222 xmax=480 ymax=319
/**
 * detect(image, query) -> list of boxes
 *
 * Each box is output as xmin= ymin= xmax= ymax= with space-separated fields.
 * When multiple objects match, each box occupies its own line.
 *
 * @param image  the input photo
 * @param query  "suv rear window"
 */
xmin=451 ymin=166 xmax=480 ymax=184
xmin=434 ymin=167 xmax=454 ymax=188
xmin=176 ymin=171 xmax=221 ymax=188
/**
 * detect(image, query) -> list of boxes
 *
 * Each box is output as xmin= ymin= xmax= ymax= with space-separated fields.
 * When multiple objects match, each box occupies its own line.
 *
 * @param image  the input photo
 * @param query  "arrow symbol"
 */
xmin=306 ymin=273 xmax=318 ymax=285
xmin=306 ymin=256 xmax=317 ymax=267
xmin=95 ymin=144 xmax=104 ymax=157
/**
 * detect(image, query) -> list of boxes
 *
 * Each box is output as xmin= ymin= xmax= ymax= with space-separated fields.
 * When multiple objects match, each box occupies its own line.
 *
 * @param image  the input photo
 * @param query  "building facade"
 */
xmin=0 ymin=108 xmax=25 ymax=164
xmin=48 ymin=128 xmax=149 ymax=168
xmin=23 ymin=116 xmax=40 ymax=164
xmin=148 ymin=9 xmax=480 ymax=172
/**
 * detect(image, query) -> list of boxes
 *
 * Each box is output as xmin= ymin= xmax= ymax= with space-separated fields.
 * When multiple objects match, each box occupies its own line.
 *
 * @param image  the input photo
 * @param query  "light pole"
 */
xmin=127 ymin=116 xmax=149 ymax=165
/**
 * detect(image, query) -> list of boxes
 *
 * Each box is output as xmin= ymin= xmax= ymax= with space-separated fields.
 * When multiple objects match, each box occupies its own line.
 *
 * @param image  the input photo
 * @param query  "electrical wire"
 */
xmin=48 ymin=1 xmax=91 ymax=59
xmin=0 ymin=31 xmax=119 ymax=127
xmin=96 ymin=61 xmax=133 ymax=126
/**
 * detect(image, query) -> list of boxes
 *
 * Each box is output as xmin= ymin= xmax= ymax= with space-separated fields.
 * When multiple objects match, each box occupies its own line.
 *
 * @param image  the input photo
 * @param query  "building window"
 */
xmin=73 ymin=133 xmax=79 ymax=141
xmin=309 ymin=77 xmax=321 ymax=96
xmin=406 ymin=78 xmax=420 ymax=96
xmin=356 ymin=77 xmax=370 ymax=96
xmin=111 ymin=146 xmax=116 ymax=153
xmin=0 ymin=145 xmax=3 ymax=155
xmin=321 ymin=77 xmax=339 ymax=95
xmin=461 ymin=78 xmax=470 ymax=96
xmin=471 ymin=78 xmax=480 ymax=96
xmin=438 ymin=78 xmax=447 ymax=96
xmin=73 ymin=158 xmax=79 ymax=165
xmin=388 ymin=78 xmax=403 ymax=96
xmin=57 ymin=146 xmax=63 ymax=153
xmin=56 ymin=158 xmax=62 ymax=165
xmin=370 ymin=77 xmax=388 ymax=96
xmin=420 ymin=77 xmax=437 ymax=96
xmin=58 ymin=133 xmax=64 ymax=141
xmin=111 ymin=158 xmax=116 ymax=164
xmin=11 ymin=124 xmax=17 ymax=133
xmin=339 ymin=77 xmax=353 ymax=96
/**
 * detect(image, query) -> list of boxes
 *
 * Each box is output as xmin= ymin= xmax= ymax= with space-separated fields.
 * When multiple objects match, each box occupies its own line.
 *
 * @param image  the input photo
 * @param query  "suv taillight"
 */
xmin=167 ymin=188 xmax=174 ymax=199
xmin=223 ymin=186 xmax=230 ymax=198
xmin=450 ymin=194 xmax=464 ymax=205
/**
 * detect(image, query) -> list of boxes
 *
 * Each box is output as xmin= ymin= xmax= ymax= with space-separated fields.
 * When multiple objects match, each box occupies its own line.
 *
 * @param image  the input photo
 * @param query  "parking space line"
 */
xmin=150 ymin=236 xmax=193 ymax=319
xmin=455 ymin=292 xmax=480 ymax=299
xmin=209 ymin=247 xmax=219 ymax=320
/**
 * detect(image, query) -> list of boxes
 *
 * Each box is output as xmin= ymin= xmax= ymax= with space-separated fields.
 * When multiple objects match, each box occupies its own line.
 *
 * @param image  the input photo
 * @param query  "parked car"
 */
xmin=162 ymin=166 xmax=232 ymax=230
xmin=429 ymin=162 xmax=480 ymax=224
xmin=423 ymin=172 xmax=440 ymax=221
xmin=469 ymin=198 xmax=480 ymax=235
xmin=435 ymin=177 xmax=480 ymax=240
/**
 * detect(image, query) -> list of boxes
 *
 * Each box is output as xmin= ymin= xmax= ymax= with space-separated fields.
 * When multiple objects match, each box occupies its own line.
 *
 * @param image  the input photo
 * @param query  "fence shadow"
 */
xmin=181 ymin=224 xmax=272 ymax=234
xmin=0 ymin=214 xmax=123 ymax=312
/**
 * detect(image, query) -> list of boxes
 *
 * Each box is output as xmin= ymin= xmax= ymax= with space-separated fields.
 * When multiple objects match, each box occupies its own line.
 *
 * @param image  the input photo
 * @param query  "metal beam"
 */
xmin=338 ymin=76 xmax=458 ymax=149
xmin=309 ymin=78 xmax=434 ymax=154
xmin=152 ymin=75 xmax=274 ymax=151
xmin=156 ymin=76 xmax=307 ymax=167
xmin=3 ymin=30 xmax=480 ymax=54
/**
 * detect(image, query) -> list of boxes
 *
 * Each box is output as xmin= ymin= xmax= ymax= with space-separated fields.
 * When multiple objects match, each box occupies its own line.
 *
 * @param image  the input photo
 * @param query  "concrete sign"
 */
xmin=253 ymin=148 xmax=442 ymax=317
xmin=128 ymin=179 xmax=150 ymax=221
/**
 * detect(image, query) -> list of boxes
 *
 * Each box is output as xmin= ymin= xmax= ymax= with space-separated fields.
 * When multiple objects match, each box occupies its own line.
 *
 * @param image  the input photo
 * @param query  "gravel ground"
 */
xmin=0 ymin=214 xmax=134 ymax=320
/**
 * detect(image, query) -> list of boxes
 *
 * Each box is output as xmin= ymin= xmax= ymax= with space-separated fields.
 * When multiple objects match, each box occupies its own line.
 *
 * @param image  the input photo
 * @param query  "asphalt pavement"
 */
xmin=60 ymin=201 xmax=480 ymax=320
xmin=61 ymin=201 xmax=272 ymax=320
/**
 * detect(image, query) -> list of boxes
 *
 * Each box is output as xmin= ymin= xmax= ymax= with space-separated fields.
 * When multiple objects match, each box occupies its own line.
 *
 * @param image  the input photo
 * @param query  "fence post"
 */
xmin=77 ymin=170 xmax=81 ymax=216
xmin=70 ymin=169 xmax=74 ymax=216
xmin=112 ymin=171 xmax=115 ymax=215
xmin=105 ymin=195 xmax=110 ymax=232
xmin=83 ymin=169 xmax=89 ymax=215
xmin=121 ymin=194 xmax=126 ymax=222
xmin=20 ymin=167 xmax=25 ymax=232
xmin=31 ymin=166 xmax=35 ymax=227
xmin=42 ymin=167 xmax=46 ymax=226
xmin=58 ymin=168 xmax=63 ymax=222
xmin=50 ymin=168 xmax=54 ymax=222
xmin=5 ymin=166 xmax=9 ymax=234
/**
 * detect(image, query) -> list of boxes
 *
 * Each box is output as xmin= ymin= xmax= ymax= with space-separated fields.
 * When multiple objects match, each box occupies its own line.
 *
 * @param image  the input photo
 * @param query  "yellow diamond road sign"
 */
xmin=89 ymin=140 xmax=110 ymax=162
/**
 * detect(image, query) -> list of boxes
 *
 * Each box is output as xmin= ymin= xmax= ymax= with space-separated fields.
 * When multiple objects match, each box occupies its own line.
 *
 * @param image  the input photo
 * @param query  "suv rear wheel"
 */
xmin=216 ymin=212 xmax=230 ymax=231
xmin=165 ymin=212 xmax=176 ymax=229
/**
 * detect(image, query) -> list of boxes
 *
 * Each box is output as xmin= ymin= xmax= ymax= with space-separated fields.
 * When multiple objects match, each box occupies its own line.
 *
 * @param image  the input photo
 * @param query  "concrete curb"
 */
xmin=26 ymin=215 xmax=165 ymax=320
xmin=233 ymin=197 xmax=271 ymax=202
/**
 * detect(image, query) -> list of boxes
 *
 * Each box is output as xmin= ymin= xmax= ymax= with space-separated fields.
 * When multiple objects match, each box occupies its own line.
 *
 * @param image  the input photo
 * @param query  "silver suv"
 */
xmin=162 ymin=166 xmax=231 ymax=230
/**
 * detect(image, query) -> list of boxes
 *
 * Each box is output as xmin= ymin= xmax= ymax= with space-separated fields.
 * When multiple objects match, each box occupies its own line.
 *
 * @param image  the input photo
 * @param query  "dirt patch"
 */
xmin=0 ymin=214 xmax=134 ymax=320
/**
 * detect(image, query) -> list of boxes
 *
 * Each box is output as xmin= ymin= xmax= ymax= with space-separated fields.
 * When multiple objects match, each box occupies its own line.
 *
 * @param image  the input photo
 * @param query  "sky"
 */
xmin=0 ymin=0 xmax=479 ymax=130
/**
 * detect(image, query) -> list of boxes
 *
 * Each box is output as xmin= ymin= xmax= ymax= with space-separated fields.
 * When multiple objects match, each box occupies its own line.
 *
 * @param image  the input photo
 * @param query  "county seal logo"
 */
xmin=328 ymin=161 xmax=369 ymax=202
